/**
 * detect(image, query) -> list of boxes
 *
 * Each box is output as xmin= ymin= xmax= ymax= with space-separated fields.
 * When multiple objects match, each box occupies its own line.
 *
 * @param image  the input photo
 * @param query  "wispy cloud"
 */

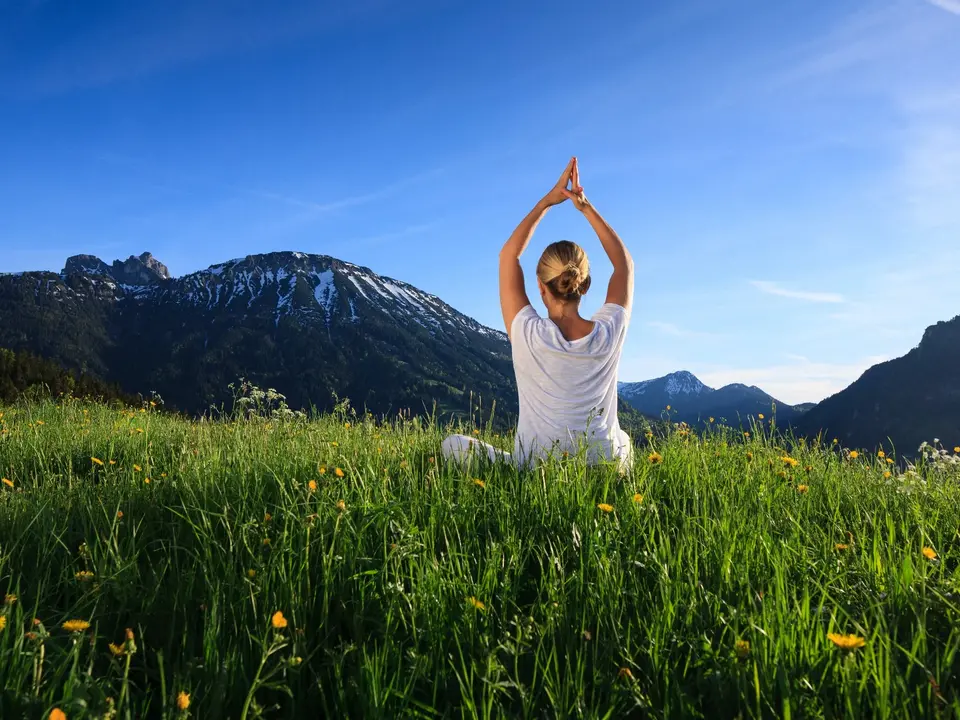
xmin=343 ymin=221 xmax=442 ymax=247
xmin=749 ymin=280 xmax=845 ymax=304
xmin=927 ymin=0 xmax=960 ymax=15
xmin=698 ymin=355 xmax=889 ymax=405
xmin=249 ymin=167 xmax=445 ymax=235
xmin=5 ymin=0 xmax=398 ymax=96
xmin=647 ymin=321 xmax=720 ymax=339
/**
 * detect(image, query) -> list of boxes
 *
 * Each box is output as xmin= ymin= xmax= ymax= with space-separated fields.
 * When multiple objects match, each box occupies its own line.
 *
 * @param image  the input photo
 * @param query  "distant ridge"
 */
xmin=618 ymin=371 xmax=807 ymax=425
xmin=793 ymin=314 xmax=960 ymax=452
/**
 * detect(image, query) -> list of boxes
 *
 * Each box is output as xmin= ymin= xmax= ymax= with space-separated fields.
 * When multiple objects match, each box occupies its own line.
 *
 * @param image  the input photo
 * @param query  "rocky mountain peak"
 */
xmin=62 ymin=252 xmax=170 ymax=286
xmin=63 ymin=254 xmax=112 ymax=277
xmin=112 ymin=252 xmax=170 ymax=285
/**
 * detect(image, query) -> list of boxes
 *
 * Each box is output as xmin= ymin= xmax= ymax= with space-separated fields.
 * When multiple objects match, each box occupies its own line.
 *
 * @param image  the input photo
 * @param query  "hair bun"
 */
xmin=535 ymin=240 xmax=592 ymax=301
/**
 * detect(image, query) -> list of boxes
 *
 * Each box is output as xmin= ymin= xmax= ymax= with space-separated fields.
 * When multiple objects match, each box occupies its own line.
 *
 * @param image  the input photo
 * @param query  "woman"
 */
xmin=443 ymin=157 xmax=634 ymax=471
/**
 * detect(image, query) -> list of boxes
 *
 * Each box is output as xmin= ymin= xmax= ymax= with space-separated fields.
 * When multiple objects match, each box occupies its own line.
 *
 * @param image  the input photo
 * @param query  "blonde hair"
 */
xmin=536 ymin=240 xmax=591 ymax=302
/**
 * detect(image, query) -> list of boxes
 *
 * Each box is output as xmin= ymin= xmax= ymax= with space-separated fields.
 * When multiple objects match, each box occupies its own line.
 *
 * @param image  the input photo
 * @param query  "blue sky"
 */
xmin=2 ymin=0 xmax=959 ymax=404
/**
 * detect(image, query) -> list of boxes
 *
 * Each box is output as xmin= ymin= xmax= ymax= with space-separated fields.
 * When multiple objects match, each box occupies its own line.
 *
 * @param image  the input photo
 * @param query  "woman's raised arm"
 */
xmin=562 ymin=159 xmax=634 ymax=311
xmin=499 ymin=158 xmax=576 ymax=337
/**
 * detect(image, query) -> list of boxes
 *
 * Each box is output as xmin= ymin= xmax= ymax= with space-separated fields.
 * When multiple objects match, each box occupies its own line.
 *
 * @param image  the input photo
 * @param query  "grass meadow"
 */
xmin=0 ymin=398 xmax=958 ymax=719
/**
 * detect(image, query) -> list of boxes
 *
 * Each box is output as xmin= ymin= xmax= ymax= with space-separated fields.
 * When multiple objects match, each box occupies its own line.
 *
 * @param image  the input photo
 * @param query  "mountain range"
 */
xmin=2 ymin=250 xmax=958 ymax=452
xmin=618 ymin=371 xmax=807 ymax=427
xmin=0 ymin=251 xmax=514 ymax=421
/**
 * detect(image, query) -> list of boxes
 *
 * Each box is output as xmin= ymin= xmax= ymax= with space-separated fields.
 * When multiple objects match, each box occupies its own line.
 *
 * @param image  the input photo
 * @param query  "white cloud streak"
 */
xmin=749 ymin=280 xmax=845 ymax=304
xmin=647 ymin=321 xmax=720 ymax=339
xmin=927 ymin=0 xmax=960 ymax=15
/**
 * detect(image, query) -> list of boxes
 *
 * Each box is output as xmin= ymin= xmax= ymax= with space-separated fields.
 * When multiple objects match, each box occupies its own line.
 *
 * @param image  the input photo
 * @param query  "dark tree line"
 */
xmin=0 ymin=347 xmax=138 ymax=405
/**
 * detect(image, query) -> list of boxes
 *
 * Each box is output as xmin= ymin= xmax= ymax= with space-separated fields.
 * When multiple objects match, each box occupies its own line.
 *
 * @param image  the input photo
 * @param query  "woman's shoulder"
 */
xmin=591 ymin=303 xmax=631 ymax=323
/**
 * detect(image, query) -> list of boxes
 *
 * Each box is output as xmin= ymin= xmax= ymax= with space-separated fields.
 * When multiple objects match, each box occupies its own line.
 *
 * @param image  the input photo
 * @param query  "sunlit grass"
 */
xmin=0 ymin=399 xmax=958 ymax=718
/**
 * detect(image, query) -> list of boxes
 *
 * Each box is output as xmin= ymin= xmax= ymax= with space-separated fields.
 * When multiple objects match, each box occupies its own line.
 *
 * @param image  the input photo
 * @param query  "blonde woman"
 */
xmin=443 ymin=157 xmax=635 ymax=471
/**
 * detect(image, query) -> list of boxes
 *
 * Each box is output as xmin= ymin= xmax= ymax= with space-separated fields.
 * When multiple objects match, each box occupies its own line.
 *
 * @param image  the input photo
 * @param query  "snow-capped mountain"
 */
xmin=0 ymin=250 xmax=512 ymax=417
xmin=618 ymin=371 xmax=807 ymax=425
xmin=618 ymin=370 xmax=708 ymax=399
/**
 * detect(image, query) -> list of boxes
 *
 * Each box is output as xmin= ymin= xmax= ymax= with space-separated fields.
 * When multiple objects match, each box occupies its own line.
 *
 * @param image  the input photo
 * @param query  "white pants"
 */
xmin=440 ymin=433 xmax=633 ymax=473
xmin=440 ymin=434 xmax=513 ymax=465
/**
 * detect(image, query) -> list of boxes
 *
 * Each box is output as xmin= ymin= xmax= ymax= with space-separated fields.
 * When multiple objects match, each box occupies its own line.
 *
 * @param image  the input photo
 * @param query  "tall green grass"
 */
xmin=0 ymin=399 xmax=958 ymax=719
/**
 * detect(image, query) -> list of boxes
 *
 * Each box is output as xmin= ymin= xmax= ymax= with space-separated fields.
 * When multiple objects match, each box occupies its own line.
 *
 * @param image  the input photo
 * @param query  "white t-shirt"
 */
xmin=510 ymin=303 xmax=632 ymax=468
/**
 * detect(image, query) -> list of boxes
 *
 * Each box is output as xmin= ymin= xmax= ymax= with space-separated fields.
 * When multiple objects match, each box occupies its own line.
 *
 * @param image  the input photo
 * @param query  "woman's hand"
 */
xmin=560 ymin=157 xmax=591 ymax=212
xmin=541 ymin=157 xmax=577 ymax=207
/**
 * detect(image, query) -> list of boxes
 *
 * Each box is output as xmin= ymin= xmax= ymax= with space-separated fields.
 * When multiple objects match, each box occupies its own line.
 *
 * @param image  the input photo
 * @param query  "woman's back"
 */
xmin=510 ymin=302 xmax=631 ymax=466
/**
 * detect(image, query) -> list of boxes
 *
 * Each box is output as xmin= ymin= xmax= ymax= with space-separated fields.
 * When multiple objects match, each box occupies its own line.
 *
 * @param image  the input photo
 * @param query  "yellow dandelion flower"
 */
xmin=336 ymin=499 xmax=347 ymax=512
xmin=597 ymin=503 xmax=614 ymax=513
xmin=746 ymin=452 xmax=753 ymax=461
xmin=116 ymin=510 xmax=123 ymax=519
xmin=144 ymin=477 xmax=150 ymax=484
xmin=264 ymin=512 xmax=272 ymax=522
xmin=467 ymin=596 xmax=485 ymax=610
xmin=271 ymin=611 xmax=288 ymax=629
xmin=177 ymin=692 xmax=191 ymax=710
xmin=922 ymin=546 xmax=937 ymax=560
xmin=849 ymin=451 xmax=859 ymax=459
xmin=877 ymin=450 xmax=885 ymax=458
xmin=49 ymin=709 xmax=67 ymax=720
xmin=0 ymin=616 xmax=6 ymax=631
xmin=334 ymin=467 xmax=344 ymax=478
xmin=618 ymin=667 xmax=634 ymax=680
xmin=91 ymin=457 xmax=104 ymax=466
xmin=2 ymin=478 xmax=12 ymax=488
xmin=331 ymin=441 xmax=339 ymax=447
xmin=665 ymin=405 xmax=671 ymax=411
xmin=75 ymin=571 xmax=94 ymax=582
xmin=308 ymin=480 xmax=318 ymax=492
xmin=781 ymin=456 xmax=799 ymax=468
xmin=796 ymin=484 xmax=809 ymax=493
xmin=473 ymin=478 xmax=486 ymax=489
xmin=743 ymin=431 xmax=750 ymax=438
xmin=804 ymin=465 xmax=813 ymax=473
xmin=4 ymin=593 xmax=16 ymax=606
xmin=319 ymin=466 xmax=326 ymax=474
xmin=247 ymin=569 xmax=256 ymax=578
xmin=632 ymin=493 xmax=643 ymax=503
xmin=648 ymin=452 xmax=663 ymax=464
xmin=473 ymin=429 xmax=480 ymax=435
xmin=644 ymin=431 xmax=653 ymax=438
xmin=832 ymin=438 xmax=838 ymax=445
xmin=62 ymin=619 xmax=91 ymax=633
xmin=708 ymin=417 xmax=715 ymax=423
xmin=828 ymin=633 xmax=866 ymax=650
xmin=735 ymin=640 xmax=750 ymax=659
xmin=133 ymin=464 xmax=141 ymax=472
xmin=262 ymin=537 xmax=270 ymax=546
xmin=835 ymin=543 xmax=849 ymax=551
xmin=758 ymin=413 xmax=764 ymax=420
xmin=109 ymin=460 xmax=116 ymax=465
xmin=344 ymin=422 xmax=351 ymax=429
xmin=883 ymin=471 xmax=892 ymax=479
xmin=109 ymin=642 xmax=125 ymax=657
xmin=885 ymin=458 xmax=893 ymax=464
